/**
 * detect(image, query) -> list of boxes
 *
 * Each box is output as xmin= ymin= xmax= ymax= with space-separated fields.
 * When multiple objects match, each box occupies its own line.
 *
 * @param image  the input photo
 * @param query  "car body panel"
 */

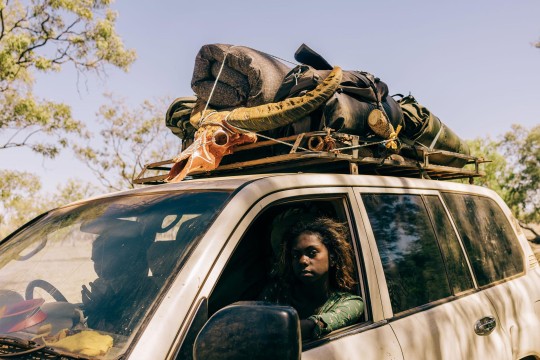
xmin=3 ymin=173 xmax=539 ymax=359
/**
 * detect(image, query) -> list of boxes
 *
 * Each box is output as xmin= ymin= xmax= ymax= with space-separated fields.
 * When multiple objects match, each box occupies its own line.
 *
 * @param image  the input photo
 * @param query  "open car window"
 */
xmin=206 ymin=196 xmax=367 ymax=344
xmin=0 ymin=190 xmax=230 ymax=359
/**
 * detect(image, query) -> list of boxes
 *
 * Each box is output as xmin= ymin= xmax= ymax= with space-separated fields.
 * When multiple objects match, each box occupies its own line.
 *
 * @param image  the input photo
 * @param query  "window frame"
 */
xmin=423 ymin=194 xmax=477 ymax=294
xmin=186 ymin=186 xmax=380 ymax=354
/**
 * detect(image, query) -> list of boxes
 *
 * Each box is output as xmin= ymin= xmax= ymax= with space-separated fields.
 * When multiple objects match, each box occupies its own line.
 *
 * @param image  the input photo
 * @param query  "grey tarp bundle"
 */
xmin=164 ymin=44 xmax=290 ymax=145
xmin=191 ymin=44 xmax=291 ymax=109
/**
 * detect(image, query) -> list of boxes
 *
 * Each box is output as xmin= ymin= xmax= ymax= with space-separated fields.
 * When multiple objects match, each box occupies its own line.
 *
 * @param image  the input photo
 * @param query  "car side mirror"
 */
xmin=193 ymin=301 xmax=301 ymax=360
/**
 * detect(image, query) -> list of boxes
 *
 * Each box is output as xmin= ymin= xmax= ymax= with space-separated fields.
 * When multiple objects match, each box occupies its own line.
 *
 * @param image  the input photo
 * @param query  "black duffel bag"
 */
xmin=270 ymin=44 xmax=403 ymax=140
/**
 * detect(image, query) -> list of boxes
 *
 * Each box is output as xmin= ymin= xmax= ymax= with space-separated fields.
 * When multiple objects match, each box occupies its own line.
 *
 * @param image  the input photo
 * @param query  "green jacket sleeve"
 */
xmin=307 ymin=292 xmax=364 ymax=339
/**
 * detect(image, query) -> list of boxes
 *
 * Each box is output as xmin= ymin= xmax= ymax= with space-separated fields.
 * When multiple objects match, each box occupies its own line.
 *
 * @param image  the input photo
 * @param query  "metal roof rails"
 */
xmin=133 ymin=131 xmax=486 ymax=185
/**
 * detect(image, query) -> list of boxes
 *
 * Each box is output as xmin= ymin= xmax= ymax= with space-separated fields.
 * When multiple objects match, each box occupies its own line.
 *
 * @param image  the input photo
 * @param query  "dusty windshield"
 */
xmin=0 ymin=190 xmax=230 ymax=359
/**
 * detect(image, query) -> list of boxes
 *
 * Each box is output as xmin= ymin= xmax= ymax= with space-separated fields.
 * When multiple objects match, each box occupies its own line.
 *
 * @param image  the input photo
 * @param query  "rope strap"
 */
xmin=385 ymin=124 xmax=402 ymax=150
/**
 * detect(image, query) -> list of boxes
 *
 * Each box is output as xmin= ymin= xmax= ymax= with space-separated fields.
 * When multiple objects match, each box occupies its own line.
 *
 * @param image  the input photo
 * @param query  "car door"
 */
xmin=441 ymin=191 xmax=540 ymax=358
xmin=184 ymin=186 xmax=403 ymax=360
xmin=355 ymin=188 xmax=512 ymax=360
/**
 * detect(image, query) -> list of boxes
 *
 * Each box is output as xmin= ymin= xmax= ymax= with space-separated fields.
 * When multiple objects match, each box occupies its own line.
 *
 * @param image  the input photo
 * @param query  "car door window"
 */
xmin=207 ymin=197 xmax=367 ymax=329
xmin=362 ymin=193 xmax=451 ymax=313
xmin=441 ymin=192 xmax=524 ymax=286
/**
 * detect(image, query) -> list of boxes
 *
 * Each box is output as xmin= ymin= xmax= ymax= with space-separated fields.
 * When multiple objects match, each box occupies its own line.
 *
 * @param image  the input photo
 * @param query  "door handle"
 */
xmin=474 ymin=316 xmax=496 ymax=336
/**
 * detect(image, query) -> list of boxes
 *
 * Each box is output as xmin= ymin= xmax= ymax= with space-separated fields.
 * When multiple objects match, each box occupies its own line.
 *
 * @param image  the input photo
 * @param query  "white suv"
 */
xmin=0 ymin=172 xmax=539 ymax=359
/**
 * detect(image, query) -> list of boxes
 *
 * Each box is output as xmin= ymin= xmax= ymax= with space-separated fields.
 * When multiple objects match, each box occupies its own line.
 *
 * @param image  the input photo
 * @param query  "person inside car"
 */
xmin=261 ymin=217 xmax=364 ymax=340
xmin=81 ymin=219 xmax=158 ymax=335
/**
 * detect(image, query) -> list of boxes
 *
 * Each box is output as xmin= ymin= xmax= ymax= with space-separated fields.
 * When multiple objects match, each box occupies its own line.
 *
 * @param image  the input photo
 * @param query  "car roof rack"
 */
xmin=133 ymin=131 xmax=486 ymax=185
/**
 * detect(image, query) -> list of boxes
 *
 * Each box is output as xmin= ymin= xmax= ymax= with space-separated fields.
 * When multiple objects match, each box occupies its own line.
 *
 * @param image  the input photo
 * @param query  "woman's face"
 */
xmin=291 ymin=232 xmax=330 ymax=285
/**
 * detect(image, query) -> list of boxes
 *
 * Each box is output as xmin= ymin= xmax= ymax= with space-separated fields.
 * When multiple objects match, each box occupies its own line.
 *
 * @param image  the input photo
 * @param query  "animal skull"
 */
xmin=166 ymin=124 xmax=257 ymax=182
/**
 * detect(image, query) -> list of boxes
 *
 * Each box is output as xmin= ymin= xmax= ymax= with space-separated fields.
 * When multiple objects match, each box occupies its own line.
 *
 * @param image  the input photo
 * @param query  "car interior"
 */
xmin=207 ymin=197 xmax=365 ymax=324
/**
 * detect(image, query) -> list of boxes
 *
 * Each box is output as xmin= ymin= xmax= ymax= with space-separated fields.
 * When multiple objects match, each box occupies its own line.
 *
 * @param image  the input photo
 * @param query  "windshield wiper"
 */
xmin=0 ymin=335 xmax=90 ymax=359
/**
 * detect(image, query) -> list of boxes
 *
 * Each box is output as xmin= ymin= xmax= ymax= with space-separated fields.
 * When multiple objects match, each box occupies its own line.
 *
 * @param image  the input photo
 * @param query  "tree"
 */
xmin=0 ymin=0 xmax=135 ymax=237
xmin=499 ymin=124 xmax=540 ymax=223
xmin=0 ymin=0 xmax=135 ymax=158
xmin=0 ymin=171 xmax=95 ymax=238
xmin=466 ymin=125 xmax=539 ymax=225
xmin=1 ymin=93 xmax=182 ymax=235
xmin=74 ymin=96 xmax=182 ymax=192
xmin=0 ymin=170 xmax=41 ymax=235
xmin=465 ymin=137 xmax=509 ymax=199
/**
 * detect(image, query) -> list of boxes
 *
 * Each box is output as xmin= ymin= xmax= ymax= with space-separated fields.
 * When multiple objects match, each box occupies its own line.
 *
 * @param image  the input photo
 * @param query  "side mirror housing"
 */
xmin=193 ymin=301 xmax=301 ymax=360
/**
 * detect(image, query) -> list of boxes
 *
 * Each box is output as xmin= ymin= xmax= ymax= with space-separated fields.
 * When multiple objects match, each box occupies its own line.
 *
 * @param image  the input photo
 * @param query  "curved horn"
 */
xmin=225 ymin=66 xmax=342 ymax=132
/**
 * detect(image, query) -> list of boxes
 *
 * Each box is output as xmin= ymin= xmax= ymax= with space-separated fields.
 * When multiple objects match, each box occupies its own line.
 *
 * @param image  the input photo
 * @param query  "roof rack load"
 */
xmin=134 ymin=131 xmax=486 ymax=185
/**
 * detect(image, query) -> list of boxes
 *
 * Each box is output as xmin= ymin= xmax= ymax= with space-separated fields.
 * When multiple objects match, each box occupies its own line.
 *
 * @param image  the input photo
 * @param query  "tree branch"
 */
xmin=21 ymin=128 xmax=44 ymax=145
xmin=1 ymin=128 xmax=43 ymax=150
xmin=520 ymin=222 xmax=540 ymax=243
xmin=16 ymin=15 xmax=82 ymax=67
xmin=2 ymin=124 xmax=30 ymax=145
xmin=17 ymin=14 xmax=51 ymax=63
xmin=0 ymin=8 xmax=5 ymax=41
xmin=8 ymin=8 xmax=29 ymax=32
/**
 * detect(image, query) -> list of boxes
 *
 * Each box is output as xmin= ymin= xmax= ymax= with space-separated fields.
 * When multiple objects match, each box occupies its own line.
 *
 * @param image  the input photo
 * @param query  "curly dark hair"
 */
xmin=275 ymin=217 xmax=356 ymax=292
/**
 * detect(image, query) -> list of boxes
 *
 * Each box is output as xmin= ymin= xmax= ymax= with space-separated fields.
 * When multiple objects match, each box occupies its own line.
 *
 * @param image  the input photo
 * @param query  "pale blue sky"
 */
xmin=1 ymin=0 xmax=539 ymax=193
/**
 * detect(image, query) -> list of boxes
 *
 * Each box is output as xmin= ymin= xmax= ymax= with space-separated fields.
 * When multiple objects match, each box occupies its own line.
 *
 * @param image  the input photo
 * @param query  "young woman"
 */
xmin=262 ymin=217 xmax=364 ymax=340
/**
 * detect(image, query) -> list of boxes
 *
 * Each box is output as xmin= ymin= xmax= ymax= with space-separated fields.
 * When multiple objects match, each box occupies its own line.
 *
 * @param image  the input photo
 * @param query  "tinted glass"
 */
xmin=0 ymin=191 xmax=230 ymax=359
xmin=362 ymin=193 xmax=451 ymax=313
xmin=442 ymin=193 xmax=524 ymax=286
xmin=424 ymin=195 xmax=474 ymax=294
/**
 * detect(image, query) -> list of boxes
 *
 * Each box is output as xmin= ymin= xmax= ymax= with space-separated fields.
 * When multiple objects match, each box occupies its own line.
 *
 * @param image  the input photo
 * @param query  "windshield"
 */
xmin=0 ymin=190 xmax=230 ymax=359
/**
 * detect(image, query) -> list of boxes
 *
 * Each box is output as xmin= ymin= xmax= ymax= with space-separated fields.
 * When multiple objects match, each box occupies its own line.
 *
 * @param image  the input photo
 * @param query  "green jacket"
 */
xmin=307 ymin=291 xmax=364 ymax=339
xmin=261 ymin=285 xmax=364 ymax=339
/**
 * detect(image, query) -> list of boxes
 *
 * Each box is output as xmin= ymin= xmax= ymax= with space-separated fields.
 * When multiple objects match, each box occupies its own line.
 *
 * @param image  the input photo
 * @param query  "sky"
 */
xmin=1 ymin=0 xmax=539 ymax=193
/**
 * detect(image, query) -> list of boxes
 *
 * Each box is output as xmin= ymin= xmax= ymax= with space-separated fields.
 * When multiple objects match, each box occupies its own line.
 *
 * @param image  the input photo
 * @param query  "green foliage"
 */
xmin=74 ymin=95 xmax=182 ymax=192
xmin=464 ymin=137 xmax=509 ymax=199
xmin=0 ymin=0 xmax=135 ymax=237
xmin=0 ymin=0 xmax=135 ymax=157
xmin=467 ymin=125 xmax=539 ymax=223
xmin=0 ymin=170 xmax=42 ymax=222
xmin=499 ymin=124 xmax=540 ymax=223
xmin=1 ymin=92 xmax=76 ymax=156
xmin=0 ymin=171 xmax=96 ymax=239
